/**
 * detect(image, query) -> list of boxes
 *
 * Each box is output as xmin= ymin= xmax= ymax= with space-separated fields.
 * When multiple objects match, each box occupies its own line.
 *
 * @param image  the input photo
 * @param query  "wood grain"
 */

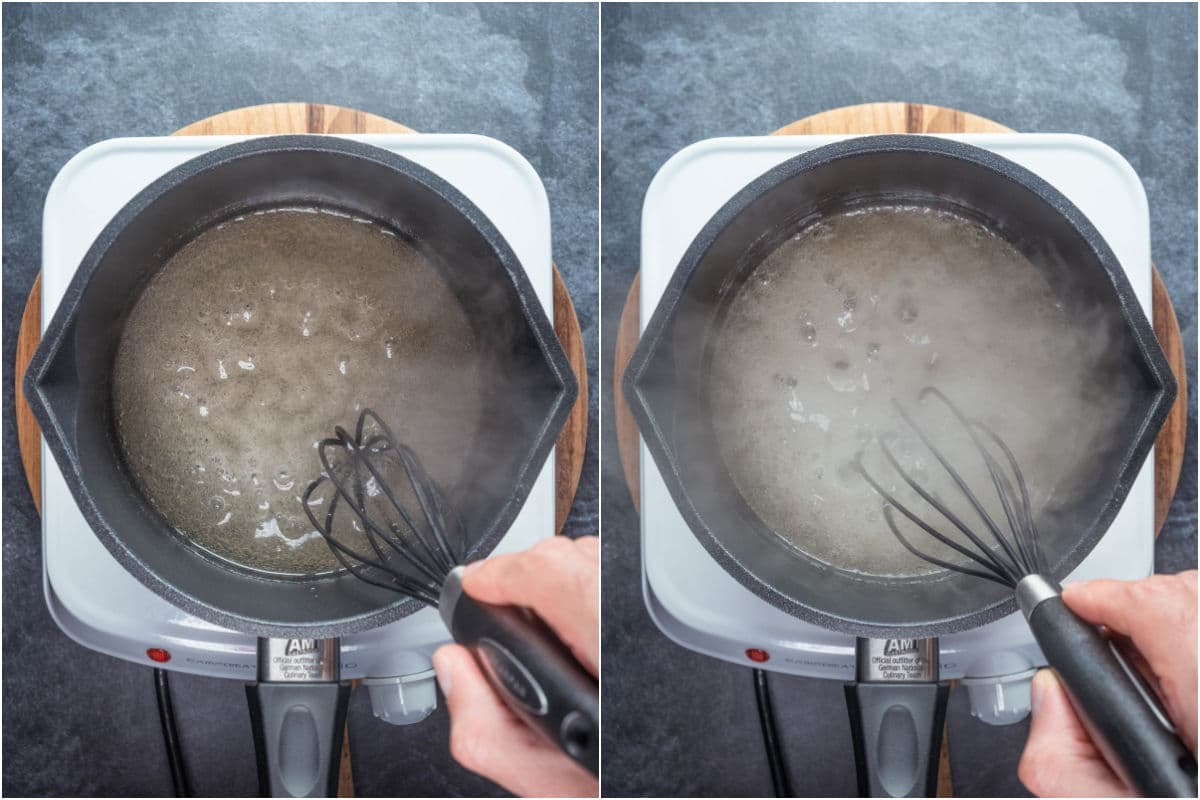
xmin=614 ymin=102 xmax=1188 ymax=536
xmin=171 ymin=103 xmax=415 ymax=137
xmin=553 ymin=269 xmax=590 ymax=533
xmin=1153 ymin=269 xmax=1188 ymax=534
xmin=937 ymin=713 xmax=954 ymax=798
xmin=15 ymin=274 xmax=41 ymax=514
xmin=16 ymin=102 xmax=588 ymax=536
xmin=337 ymin=717 xmax=354 ymax=798
xmin=613 ymin=274 xmax=643 ymax=510
xmin=771 ymin=102 xmax=1011 ymax=137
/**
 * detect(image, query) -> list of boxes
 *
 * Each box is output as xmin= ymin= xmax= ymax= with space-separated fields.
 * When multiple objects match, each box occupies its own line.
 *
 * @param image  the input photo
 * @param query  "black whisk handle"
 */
xmin=1022 ymin=581 xmax=1197 ymax=797
xmin=440 ymin=569 xmax=599 ymax=775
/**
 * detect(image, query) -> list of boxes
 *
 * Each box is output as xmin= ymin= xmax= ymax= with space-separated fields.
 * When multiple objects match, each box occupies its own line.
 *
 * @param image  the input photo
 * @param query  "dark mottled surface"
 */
xmin=2 ymin=3 xmax=596 ymax=796
xmin=600 ymin=3 xmax=1196 ymax=797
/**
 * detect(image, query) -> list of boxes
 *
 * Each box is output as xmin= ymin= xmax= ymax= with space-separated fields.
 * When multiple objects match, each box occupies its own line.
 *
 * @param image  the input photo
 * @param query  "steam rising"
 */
xmin=709 ymin=205 xmax=1135 ymax=578
xmin=113 ymin=208 xmax=483 ymax=575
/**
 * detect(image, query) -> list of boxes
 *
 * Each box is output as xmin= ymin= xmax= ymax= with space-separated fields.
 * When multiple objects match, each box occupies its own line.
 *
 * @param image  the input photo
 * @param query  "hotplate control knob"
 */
xmin=365 ymin=668 xmax=439 ymax=726
xmin=961 ymin=667 xmax=1038 ymax=726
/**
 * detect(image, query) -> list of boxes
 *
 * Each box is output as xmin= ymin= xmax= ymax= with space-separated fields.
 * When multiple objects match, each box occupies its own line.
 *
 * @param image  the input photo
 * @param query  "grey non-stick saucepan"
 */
xmin=25 ymin=135 xmax=588 ymax=796
xmin=624 ymin=135 xmax=1195 ymax=797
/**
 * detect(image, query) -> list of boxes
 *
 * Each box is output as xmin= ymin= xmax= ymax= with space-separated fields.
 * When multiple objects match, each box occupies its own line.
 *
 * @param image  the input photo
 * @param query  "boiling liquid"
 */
xmin=113 ymin=208 xmax=482 ymax=575
xmin=709 ymin=205 xmax=1131 ymax=577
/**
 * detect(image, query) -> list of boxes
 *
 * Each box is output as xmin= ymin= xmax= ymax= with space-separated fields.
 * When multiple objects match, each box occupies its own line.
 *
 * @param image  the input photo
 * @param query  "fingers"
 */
xmin=461 ymin=535 xmax=599 ymax=675
xmin=1063 ymin=572 xmax=1198 ymax=753
xmin=1018 ymin=670 xmax=1133 ymax=797
xmin=433 ymin=644 xmax=598 ymax=798
xmin=1063 ymin=573 xmax=1191 ymax=646
xmin=435 ymin=538 xmax=600 ymax=797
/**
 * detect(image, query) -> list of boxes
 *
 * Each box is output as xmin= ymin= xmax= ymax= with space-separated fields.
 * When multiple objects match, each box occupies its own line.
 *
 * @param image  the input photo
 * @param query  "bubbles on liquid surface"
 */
xmin=709 ymin=204 xmax=1133 ymax=577
xmin=112 ymin=208 xmax=484 ymax=575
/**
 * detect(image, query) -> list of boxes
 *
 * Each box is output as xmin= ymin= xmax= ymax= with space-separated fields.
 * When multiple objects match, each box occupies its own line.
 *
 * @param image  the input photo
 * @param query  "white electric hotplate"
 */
xmin=639 ymin=134 xmax=1155 ymax=725
xmin=41 ymin=133 xmax=555 ymax=724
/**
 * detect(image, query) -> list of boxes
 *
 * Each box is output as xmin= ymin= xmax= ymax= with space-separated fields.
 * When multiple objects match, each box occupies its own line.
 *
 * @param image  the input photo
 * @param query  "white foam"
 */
xmin=710 ymin=205 xmax=1133 ymax=577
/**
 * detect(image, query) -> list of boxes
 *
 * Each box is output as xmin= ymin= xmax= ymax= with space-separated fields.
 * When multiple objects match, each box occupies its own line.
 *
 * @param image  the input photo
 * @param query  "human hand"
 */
xmin=433 ymin=535 xmax=599 ymax=797
xmin=1018 ymin=570 xmax=1198 ymax=797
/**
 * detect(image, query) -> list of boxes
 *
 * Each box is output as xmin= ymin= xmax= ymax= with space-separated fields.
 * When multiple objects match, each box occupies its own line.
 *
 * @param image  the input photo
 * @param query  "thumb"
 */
xmin=432 ymin=644 xmax=597 ymax=797
xmin=1018 ymin=669 xmax=1132 ymax=797
xmin=432 ymin=643 xmax=543 ymax=773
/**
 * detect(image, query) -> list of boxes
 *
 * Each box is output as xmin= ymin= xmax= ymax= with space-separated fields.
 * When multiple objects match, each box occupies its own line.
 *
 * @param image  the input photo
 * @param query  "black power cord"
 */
xmin=153 ymin=668 xmax=192 ymax=797
xmin=753 ymin=668 xmax=793 ymax=797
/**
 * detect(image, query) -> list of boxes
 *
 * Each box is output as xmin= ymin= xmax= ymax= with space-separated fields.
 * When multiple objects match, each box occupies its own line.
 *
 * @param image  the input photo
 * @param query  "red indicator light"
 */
xmin=745 ymin=648 xmax=770 ymax=663
xmin=146 ymin=647 xmax=171 ymax=663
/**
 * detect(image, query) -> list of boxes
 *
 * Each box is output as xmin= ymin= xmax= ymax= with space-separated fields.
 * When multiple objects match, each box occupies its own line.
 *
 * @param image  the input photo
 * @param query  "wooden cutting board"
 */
xmin=14 ymin=102 xmax=590 ymax=799
xmin=611 ymin=101 xmax=1189 ymax=799
xmin=15 ymin=102 xmax=589 ymax=535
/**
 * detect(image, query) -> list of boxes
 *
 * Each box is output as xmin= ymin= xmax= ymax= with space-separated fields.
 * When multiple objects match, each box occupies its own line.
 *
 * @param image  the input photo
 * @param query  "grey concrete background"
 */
xmin=2 ymin=3 xmax=597 ymax=796
xmin=601 ymin=3 xmax=1197 ymax=797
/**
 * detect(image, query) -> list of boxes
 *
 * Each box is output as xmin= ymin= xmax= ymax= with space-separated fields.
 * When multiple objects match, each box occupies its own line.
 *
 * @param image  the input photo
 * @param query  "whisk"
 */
xmin=302 ymin=408 xmax=598 ymax=774
xmin=857 ymin=387 xmax=1195 ymax=798
xmin=854 ymin=386 xmax=1048 ymax=591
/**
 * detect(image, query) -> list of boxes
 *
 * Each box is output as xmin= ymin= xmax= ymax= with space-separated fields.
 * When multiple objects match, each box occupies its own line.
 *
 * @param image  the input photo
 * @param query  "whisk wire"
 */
xmin=970 ymin=420 xmax=1045 ymax=576
xmin=878 ymin=437 xmax=1021 ymax=583
xmin=301 ymin=408 xmax=463 ymax=604
xmin=918 ymin=387 xmax=1044 ymax=579
xmin=881 ymin=506 xmax=1014 ymax=587
xmin=855 ymin=451 xmax=1019 ymax=583
xmin=316 ymin=429 xmax=439 ymax=585
xmin=919 ymin=388 xmax=1041 ymax=576
xmin=301 ymin=475 xmax=441 ymax=604
xmin=857 ymin=387 xmax=1044 ymax=589
xmin=357 ymin=414 xmax=461 ymax=573
xmin=969 ymin=425 xmax=1034 ymax=572
xmin=891 ymin=395 xmax=1026 ymax=581
xmin=387 ymin=441 xmax=460 ymax=571
xmin=356 ymin=449 xmax=445 ymax=579
xmin=313 ymin=458 xmax=445 ymax=601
